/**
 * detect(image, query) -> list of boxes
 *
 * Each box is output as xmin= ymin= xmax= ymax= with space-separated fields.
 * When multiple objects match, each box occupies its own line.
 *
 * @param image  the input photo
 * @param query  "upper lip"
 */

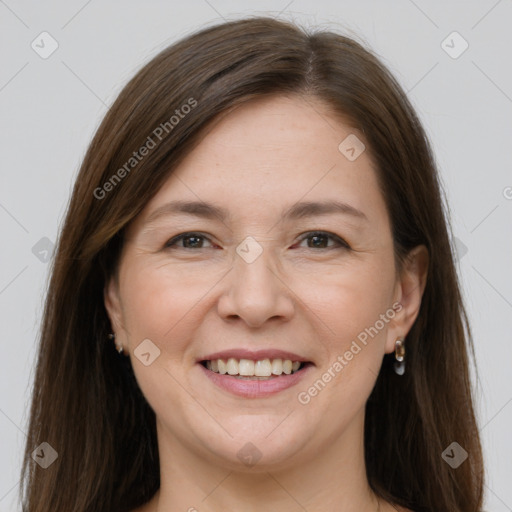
xmin=198 ymin=349 xmax=311 ymax=363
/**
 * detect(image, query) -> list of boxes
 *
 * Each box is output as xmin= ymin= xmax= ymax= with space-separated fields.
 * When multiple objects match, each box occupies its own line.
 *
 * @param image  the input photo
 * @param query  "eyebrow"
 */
xmin=144 ymin=199 xmax=368 ymax=225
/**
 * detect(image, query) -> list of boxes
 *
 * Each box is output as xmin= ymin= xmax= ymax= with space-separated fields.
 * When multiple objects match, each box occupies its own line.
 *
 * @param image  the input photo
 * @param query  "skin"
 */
xmin=105 ymin=94 xmax=428 ymax=512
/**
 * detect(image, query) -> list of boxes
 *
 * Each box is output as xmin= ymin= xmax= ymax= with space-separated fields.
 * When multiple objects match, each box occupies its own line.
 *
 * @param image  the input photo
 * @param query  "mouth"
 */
xmin=200 ymin=358 xmax=311 ymax=379
xmin=197 ymin=350 xmax=314 ymax=398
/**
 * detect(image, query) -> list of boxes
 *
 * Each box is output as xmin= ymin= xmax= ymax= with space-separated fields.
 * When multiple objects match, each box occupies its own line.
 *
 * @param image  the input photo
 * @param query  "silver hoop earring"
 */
xmin=393 ymin=338 xmax=405 ymax=375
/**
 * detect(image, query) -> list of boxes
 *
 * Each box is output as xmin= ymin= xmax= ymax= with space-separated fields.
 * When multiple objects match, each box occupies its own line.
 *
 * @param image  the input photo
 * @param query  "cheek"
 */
xmin=294 ymin=258 xmax=396 ymax=343
xmin=119 ymin=260 xmax=203 ymax=350
xmin=294 ymin=259 xmax=395 ymax=404
xmin=118 ymin=262 xmax=210 ymax=417
xmin=119 ymin=257 xmax=235 ymax=366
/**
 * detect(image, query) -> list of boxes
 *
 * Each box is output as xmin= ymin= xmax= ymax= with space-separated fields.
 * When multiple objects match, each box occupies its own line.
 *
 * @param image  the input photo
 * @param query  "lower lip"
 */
xmin=198 ymin=363 xmax=312 ymax=398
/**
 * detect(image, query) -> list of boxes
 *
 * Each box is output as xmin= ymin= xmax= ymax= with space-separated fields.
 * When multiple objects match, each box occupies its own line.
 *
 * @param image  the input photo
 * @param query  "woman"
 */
xmin=20 ymin=16 xmax=484 ymax=512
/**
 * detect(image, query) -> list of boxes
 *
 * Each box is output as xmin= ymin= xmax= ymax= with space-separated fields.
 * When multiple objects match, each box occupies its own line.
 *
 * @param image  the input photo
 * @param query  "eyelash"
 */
xmin=164 ymin=231 xmax=350 ymax=251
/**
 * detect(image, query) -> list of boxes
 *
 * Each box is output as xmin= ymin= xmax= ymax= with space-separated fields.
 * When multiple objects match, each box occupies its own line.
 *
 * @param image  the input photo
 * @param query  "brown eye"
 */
xmin=295 ymin=231 xmax=350 ymax=250
xmin=164 ymin=233 xmax=213 ymax=249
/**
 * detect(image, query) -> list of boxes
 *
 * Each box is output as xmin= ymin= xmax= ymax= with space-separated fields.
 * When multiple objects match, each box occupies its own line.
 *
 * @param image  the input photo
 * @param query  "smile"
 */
xmin=198 ymin=351 xmax=314 ymax=398
xmin=202 ymin=357 xmax=304 ymax=378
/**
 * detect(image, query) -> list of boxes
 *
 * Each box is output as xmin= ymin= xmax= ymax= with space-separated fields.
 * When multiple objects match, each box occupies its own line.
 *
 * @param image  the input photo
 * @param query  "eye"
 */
xmin=164 ymin=231 xmax=350 ymax=251
xmin=164 ymin=232 xmax=215 ymax=249
xmin=294 ymin=231 xmax=350 ymax=250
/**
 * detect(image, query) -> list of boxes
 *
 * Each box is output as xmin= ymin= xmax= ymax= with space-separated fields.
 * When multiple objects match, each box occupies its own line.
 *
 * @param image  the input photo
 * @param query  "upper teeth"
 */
xmin=206 ymin=358 xmax=301 ymax=376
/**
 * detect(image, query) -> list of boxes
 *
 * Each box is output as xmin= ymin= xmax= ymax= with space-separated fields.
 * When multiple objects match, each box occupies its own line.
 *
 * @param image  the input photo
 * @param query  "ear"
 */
xmin=104 ymin=274 xmax=127 ymax=347
xmin=385 ymin=245 xmax=429 ymax=354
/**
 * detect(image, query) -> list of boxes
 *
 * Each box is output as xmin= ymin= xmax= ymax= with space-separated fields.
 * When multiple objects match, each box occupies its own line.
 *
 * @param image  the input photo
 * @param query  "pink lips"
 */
xmin=199 ymin=364 xmax=312 ymax=398
xmin=197 ymin=348 xmax=313 ymax=398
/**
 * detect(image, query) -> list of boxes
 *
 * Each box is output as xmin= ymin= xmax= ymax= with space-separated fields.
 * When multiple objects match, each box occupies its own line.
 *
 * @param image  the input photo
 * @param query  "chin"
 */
xmin=191 ymin=419 xmax=315 ymax=471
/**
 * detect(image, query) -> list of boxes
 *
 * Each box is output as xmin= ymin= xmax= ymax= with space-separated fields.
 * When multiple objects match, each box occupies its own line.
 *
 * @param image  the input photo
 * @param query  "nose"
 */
xmin=217 ymin=242 xmax=295 ymax=328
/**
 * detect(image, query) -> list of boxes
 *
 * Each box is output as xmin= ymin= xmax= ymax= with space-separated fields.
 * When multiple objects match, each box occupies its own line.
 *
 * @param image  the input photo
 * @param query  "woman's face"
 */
xmin=106 ymin=94 xmax=424 ymax=471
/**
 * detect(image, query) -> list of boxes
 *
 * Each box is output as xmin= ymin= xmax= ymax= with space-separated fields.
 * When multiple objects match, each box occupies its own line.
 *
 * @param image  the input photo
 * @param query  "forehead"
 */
xmin=181 ymin=94 xmax=366 ymax=174
xmin=133 ymin=94 xmax=387 ymax=229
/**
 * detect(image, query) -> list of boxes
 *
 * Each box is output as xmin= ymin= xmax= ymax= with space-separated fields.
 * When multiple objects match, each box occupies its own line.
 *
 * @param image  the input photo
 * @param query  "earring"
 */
xmin=108 ymin=333 xmax=123 ymax=354
xmin=393 ymin=338 xmax=405 ymax=375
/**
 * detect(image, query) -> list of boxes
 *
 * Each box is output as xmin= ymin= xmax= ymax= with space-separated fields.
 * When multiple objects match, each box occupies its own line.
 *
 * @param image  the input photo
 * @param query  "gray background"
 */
xmin=1 ymin=1 xmax=511 ymax=510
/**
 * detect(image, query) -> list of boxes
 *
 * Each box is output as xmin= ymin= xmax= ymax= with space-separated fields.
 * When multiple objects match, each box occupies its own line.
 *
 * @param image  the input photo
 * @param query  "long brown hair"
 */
xmin=20 ymin=16 xmax=484 ymax=512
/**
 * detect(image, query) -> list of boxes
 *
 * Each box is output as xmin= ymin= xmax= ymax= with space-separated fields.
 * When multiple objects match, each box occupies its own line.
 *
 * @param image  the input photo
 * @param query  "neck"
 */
xmin=146 ymin=410 xmax=383 ymax=512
